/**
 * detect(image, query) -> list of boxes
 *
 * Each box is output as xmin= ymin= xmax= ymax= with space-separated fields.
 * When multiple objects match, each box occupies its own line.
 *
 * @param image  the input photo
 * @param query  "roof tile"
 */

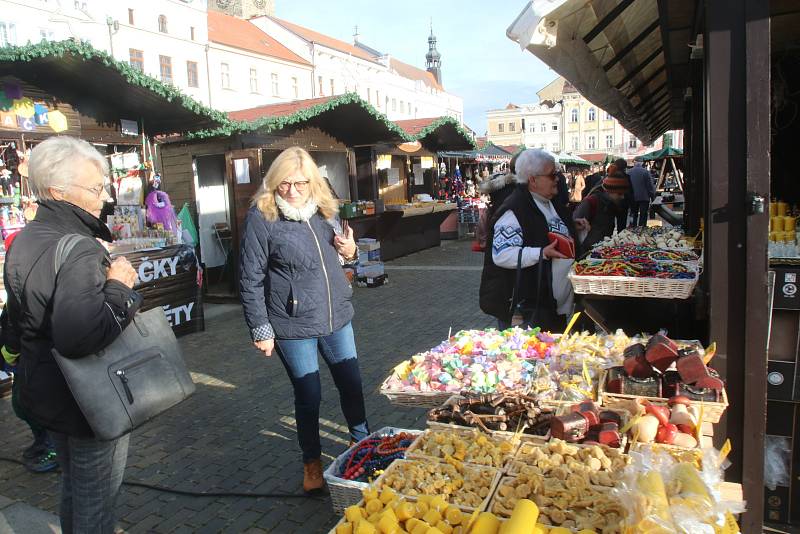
xmin=207 ymin=11 xmax=310 ymax=66
xmin=271 ymin=17 xmax=378 ymax=63
xmin=227 ymin=95 xmax=335 ymax=122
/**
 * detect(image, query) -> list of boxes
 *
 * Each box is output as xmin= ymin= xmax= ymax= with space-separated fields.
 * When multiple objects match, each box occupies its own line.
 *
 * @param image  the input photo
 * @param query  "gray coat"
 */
xmin=239 ymin=207 xmax=354 ymax=340
xmin=628 ymin=164 xmax=656 ymax=202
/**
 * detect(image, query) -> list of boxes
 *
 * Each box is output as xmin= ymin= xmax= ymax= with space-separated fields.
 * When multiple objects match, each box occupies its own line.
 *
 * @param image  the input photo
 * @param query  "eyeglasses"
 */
xmin=277 ymin=180 xmax=310 ymax=193
xmin=69 ymin=183 xmax=114 ymax=198
xmin=536 ymin=171 xmax=558 ymax=180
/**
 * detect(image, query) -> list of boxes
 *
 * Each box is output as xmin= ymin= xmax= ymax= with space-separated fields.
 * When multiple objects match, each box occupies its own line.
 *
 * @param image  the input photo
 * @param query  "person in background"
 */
xmin=582 ymin=164 xmax=603 ymax=199
xmin=627 ymin=157 xmax=656 ymax=227
xmin=573 ymin=171 xmax=631 ymax=253
xmin=5 ymin=136 xmax=141 ymax=533
xmin=239 ymin=147 xmax=369 ymax=495
xmin=555 ymin=168 xmax=570 ymax=209
xmin=612 ymin=158 xmax=631 ymax=231
xmin=479 ymin=149 xmax=579 ymax=332
xmin=568 ymin=170 xmax=586 ymax=209
xmin=474 ymin=153 xmax=521 ymax=252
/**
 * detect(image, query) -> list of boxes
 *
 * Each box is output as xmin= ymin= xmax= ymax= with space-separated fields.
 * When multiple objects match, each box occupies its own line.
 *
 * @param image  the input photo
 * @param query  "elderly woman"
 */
xmin=479 ymin=148 xmax=581 ymax=332
xmin=239 ymin=147 xmax=369 ymax=494
xmin=4 ymin=136 xmax=140 ymax=533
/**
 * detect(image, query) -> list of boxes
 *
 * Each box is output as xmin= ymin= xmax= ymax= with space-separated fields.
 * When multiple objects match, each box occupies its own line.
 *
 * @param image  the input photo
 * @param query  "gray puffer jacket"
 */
xmin=239 ymin=206 xmax=354 ymax=340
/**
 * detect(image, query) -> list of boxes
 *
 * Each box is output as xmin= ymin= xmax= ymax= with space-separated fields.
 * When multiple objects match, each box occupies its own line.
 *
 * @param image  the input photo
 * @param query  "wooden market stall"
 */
xmin=0 ymin=40 xmax=228 ymax=336
xmin=506 ymin=0 xmax=784 ymax=529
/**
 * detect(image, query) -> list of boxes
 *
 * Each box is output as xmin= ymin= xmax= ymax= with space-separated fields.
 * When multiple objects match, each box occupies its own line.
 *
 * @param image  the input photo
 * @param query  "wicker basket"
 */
xmin=323 ymin=427 xmax=423 ymax=515
xmin=597 ymin=369 xmax=729 ymax=423
xmin=569 ymin=261 xmax=699 ymax=299
xmin=379 ymin=373 xmax=457 ymax=408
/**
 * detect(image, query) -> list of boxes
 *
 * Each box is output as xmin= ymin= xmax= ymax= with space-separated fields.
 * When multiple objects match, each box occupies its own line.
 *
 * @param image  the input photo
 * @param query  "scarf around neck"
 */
xmin=276 ymin=195 xmax=318 ymax=222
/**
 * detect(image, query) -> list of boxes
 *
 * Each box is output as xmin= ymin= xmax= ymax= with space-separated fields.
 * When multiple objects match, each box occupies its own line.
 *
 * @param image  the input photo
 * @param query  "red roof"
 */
xmin=389 ymin=58 xmax=443 ymax=91
xmin=577 ymin=152 xmax=609 ymax=162
xmin=475 ymin=137 xmax=488 ymax=149
xmin=227 ymin=95 xmax=335 ymax=122
xmin=207 ymin=11 xmax=310 ymax=66
xmin=394 ymin=118 xmax=442 ymax=136
xmin=270 ymin=17 xmax=378 ymax=64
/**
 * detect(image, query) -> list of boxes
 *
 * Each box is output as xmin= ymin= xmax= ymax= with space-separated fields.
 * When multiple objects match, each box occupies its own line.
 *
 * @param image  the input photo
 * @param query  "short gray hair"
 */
xmin=514 ymin=148 xmax=557 ymax=184
xmin=28 ymin=136 xmax=109 ymax=201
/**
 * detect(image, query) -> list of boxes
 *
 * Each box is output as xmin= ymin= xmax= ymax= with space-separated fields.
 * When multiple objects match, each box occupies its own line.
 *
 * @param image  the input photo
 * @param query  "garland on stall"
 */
xmin=0 ymin=40 xmax=230 ymax=129
xmin=412 ymin=115 xmax=476 ymax=150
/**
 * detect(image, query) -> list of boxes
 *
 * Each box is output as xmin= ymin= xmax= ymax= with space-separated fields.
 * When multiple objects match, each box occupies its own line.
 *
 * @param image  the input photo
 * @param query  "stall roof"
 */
xmin=394 ymin=117 xmax=475 ymax=151
xmin=0 ymin=40 xmax=228 ymax=135
xmin=507 ymin=0 xmax=696 ymax=145
xmin=554 ymin=152 xmax=591 ymax=166
xmin=439 ymin=141 xmax=512 ymax=161
xmin=640 ymin=146 xmax=683 ymax=161
xmin=220 ymin=92 xmax=409 ymax=146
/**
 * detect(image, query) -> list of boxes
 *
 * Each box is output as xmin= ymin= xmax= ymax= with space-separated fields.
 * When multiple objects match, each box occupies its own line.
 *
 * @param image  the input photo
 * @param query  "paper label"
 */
xmin=719 ymin=438 xmax=732 ymax=462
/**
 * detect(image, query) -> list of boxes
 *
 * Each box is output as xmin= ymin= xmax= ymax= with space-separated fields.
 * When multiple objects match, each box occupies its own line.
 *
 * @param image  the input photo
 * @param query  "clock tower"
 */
xmin=209 ymin=0 xmax=274 ymax=18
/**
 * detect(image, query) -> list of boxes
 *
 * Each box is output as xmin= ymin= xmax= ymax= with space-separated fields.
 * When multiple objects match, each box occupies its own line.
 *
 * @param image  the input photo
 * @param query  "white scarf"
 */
xmin=276 ymin=195 xmax=318 ymax=222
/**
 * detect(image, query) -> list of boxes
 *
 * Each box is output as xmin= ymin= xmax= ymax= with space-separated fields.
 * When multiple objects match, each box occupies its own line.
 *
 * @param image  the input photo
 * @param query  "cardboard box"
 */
xmin=357 ymin=240 xmax=381 ymax=252
xmin=355 ymin=261 xmax=384 ymax=279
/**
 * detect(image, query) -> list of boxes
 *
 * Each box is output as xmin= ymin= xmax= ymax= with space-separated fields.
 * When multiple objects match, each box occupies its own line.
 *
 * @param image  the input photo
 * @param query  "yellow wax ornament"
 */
xmin=435 ymin=521 xmax=453 ymax=534
xmin=444 ymin=506 xmax=463 ymax=525
xmin=345 ymin=505 xmax=364 ymax=523
xmin=336 ymin=522 xmax=354 ymax=534
xmin=377 ymin=513 xmax=399 ymax=534
xmin=423 ymin=508 xmax=442 ymax=525
xmin=366 ymin=499 xmax=384 ymax=515
xmin=396 ymin=502 xmax=415 ymax=521
xmin=355 ymin=520 xmax=377 ymax=534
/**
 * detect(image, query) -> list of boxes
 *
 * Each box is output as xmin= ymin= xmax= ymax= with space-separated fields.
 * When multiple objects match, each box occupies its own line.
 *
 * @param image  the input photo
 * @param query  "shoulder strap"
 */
xmin=53 ymin=234 xmax=89 ymax=275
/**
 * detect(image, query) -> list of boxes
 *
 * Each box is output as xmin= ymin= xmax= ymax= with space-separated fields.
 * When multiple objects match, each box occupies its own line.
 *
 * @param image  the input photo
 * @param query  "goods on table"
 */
xmin=382 ymin=328 xmax=558 ymax=395
xmin=549 ymin=401 xmax=624 ymax=448
xmin=336 ymin=433 xmax=418 ymax=482
xmin=427 ymin=393 xmax=555 ymax=436
xmin=589 ymin=244 xmax=699 ymax=263
xmin=406 ymin=429 xmax=515 ymax=468
xmin=621 ymin=397 xmax=700 ymax=448
xmin=573 ymin=258 xmax=696 ymax=279
xmin=507 ymin=439 xmax=629 ymax=486
xmin=596 ymin=227 xmax=691 ymax=250
xmin=377 ymin=458 xmax=498 ymax=509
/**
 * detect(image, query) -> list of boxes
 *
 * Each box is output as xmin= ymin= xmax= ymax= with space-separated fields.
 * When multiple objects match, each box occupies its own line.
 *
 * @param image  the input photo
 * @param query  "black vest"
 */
xmin=580 ymin=190 xmax=620 ymax=255
xmin=479 ymin=187 xmax=576 ymax=326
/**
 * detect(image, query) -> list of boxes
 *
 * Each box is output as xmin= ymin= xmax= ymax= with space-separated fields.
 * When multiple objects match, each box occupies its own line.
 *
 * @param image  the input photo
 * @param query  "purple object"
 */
xmin=145 ymin=190 xmax=178 ymax=232
xmin=4 ymin=82 xmax=22 ymax=100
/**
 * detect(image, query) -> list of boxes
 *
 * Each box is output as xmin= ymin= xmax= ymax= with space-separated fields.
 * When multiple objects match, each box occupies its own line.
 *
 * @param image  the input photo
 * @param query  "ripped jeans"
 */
xmin=274 ymin=322 xmax=369 ymax=462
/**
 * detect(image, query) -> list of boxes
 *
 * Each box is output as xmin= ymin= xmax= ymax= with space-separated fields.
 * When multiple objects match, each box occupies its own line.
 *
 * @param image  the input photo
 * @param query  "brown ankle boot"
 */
xmin=303 ymin=459 xmax=325 ymax=494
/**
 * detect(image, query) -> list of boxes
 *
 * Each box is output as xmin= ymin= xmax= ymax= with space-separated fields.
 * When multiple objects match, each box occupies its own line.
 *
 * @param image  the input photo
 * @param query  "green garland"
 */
xmin=412 ymin=115 xmax=476 ymax=149
xmin=0 ymin=40 xmax=230 ymax=128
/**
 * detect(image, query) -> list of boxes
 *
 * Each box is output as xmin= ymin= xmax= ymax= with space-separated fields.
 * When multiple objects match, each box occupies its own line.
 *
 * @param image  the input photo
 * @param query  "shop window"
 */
xmin=587 ymin=135 xmax=596 ymax=149
xmin=498 ymin=123 xmax=505 ymax=133
xmin=271 ymin=73 xmax=279 ymax=96
xmin=159 ymin=55 xmax=172 ymax=84
xmin=551 ymin=122 xmax=558 ymax=131
xmin=129 ymin=48 xmax=144 ymax=71
xmin=128 ymin=8 xmax=134 ymax=25
xmin=186 ymin=61 xmax=198 ymax=88
xmin=250 ymin=68 xmax=259 ymax=93
xmin=220 ymin=62 xmax=230 ymax=89
xmin=0 ymin=22 xmax=16 ymax=46
xmin=588 ymin=107 xmax=596 ymax=121
xmin=158 ymin=14 xmax=168 ymax=34
xmin=509 ymin=122 xmax=515 ymax=132
xmin=606 ymin=135 xmax=613 ymax=149
xmin=570 ymin=108 xmax=578 ymax=123
xmin=292 ymin=77 xmax=299 ymax=98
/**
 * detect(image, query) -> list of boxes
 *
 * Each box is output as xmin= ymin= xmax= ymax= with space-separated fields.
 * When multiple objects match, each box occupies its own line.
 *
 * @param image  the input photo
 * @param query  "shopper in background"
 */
xmin=479 ymin=148 xmax=578 ymax=332
xmin=474 ymin=153 xmax=521 ymax=252
xmin=5 ymin=136 xmax=141 ymax=533
xmin=568 ymin=170 xmax=586 ymax=208
xmin=627 ymin=157 xmax=656 ymax=227
xmin=582 ymin=164 xmax=603 ymax=199
xmin=239 ymin=147 xmax=369 ymax=494
xmin=573 ymin=171 xmax=631 ymax=253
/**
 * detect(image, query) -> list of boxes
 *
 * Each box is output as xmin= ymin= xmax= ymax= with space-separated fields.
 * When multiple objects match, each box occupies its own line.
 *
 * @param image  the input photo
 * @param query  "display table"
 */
xmin=115 ymin=244 xmax=204 ymax=338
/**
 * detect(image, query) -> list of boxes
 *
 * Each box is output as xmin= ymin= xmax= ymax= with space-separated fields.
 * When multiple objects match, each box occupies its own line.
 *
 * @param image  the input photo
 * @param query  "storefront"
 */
xmin=0 ymin=40 xmax=228 ymax=336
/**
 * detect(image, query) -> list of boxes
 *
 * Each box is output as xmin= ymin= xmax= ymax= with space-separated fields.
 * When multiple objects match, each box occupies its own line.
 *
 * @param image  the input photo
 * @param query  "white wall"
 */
xmin=0 ymin=0 xmax=106 ymax=46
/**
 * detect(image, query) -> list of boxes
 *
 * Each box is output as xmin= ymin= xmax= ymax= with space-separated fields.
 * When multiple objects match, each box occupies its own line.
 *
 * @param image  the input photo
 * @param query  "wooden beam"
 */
xmin=615 ymin=48 xmax=663 ymax=89
xmin=603 ymin=20 xmax=661 ymax=72
xmin=583 ymin=0 xmax=637 ymax=43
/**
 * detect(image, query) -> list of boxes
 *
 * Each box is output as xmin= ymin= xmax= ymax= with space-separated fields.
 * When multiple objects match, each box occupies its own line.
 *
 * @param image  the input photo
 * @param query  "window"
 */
xmin=628 ymin=137 xmax=638 ymax=149
xmin=552 ymin=143 xmax=560 ymax=152
xmin=605 ymin=111 xmax=613 ymax=120
xmin=572 ymin=136 xmax=579 ymax=150
xmin=509 ymin=122 xmax=515 ymax=132
xmin=39 ymin=28 xmax=54 ymax=41
xmin=291 ymin=77 xmax=299 ymax=98
xmin=0 ymin=22 xmax=16 ymax=46
xmin=551 ymin=122 xmax=558 ymax=131
xmin=158 ymin=14 xmax=167 ymax=33
xmin=159 ymin=55 xmax=173 ymax=84
xmin=587 ymin=135 xmax=596 ymax=149
xmin=220 ymin=62 xmax=230 ymax=89
xmin=392 ymin=98 xmax=397 ymax=112
xmin=190 ymin=26 xmax=195 ymax=41
xmin=588 ymin=107 xmax=596 ymax=121
xmin=498 ymin=123 xmax=504 ymax=133
xmin=186 ymin=61 xmax=198 ymax=88
xmin=250 ymin=68 xmax=259 ymax=93
xmin=385 ymin=96 xmax=389 ymax=109
xmin=605 ymin=135 xmax=613 ymax=149
xmin=318 ymin=76 xmax=324 ymax=96
xmin=570 ymin=108 xmax=578 ymax=123
xmin=367 ymin=88 xmax=371 ymax=102
xmin=415 ymin=107 xmax=418 ymax=118
xmin=400 ymin=101 xmax=405 ymax=114
xmin=540 ymin=122 xmax=546 ymax=132
xmin=329 ymin=78 xmax=335 ymax=96
xmin=128 ymin=8 xmax=134 ymax=25
xmin=129 ymin=48 xmax=143 ymax=71
xmin=375 ymin=90 xmax=380 ymax=107
xmin=271 ymin=73 xmax=279 ymax=96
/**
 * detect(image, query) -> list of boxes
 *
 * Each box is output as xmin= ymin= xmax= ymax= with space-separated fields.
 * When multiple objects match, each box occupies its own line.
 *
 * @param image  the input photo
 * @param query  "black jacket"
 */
xmin=4 ymin=201 xmax=141 ymax=437
xmin=479 ymin=187 xmax=576 ymax=328
xmin=576 ymin=189 xmax=623 ymax=254
xmin=239 ymin=207 xmax=354 ymax=340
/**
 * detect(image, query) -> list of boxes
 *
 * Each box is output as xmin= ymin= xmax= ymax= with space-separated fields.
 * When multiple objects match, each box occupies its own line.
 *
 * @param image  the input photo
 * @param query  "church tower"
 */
xmin=425 ymin=24 xmax=442 ymax=86
xmin=209 ymin=0 xmax=275 ymax=18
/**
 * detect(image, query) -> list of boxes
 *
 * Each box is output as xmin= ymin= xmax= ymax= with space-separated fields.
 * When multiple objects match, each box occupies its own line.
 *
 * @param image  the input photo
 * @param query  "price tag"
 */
xmin=719 ymin=439 xmax=732 ymax=463
xmin=721 ymin=511 xmax=740 ymax=533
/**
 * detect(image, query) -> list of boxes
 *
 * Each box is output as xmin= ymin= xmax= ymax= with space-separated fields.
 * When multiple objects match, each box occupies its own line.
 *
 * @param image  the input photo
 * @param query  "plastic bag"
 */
xmin=764 ymin=435 xmax=792 ymax=490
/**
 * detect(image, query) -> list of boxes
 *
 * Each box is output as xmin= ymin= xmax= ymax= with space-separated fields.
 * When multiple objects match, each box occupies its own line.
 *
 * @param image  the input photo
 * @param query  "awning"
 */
xmin=220 ymin=93 xmax=409 ymax=146
xmin=395 ymin=117 xmax=476 ymax=151
xmin=507 ymin=0 xmax=694 ymax=145
xmin=440 ymin=141 xmax=512 ymax=162
xmin=554 ymin=152 xmax=591 ymax=166
xmin=0 ymin=41 xmax=227 ymax=135
xmin=640 ymin=146 xmax=684 ymax=161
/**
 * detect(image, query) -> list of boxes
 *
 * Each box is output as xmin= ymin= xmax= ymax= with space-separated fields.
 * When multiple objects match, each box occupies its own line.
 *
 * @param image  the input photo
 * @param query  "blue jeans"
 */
xmin=50 ymin=432 xmax=130 ymax=534
xmin=274 ymin=322 xmax=369 ymax=462
xmin=633 ymin=200 xmax=650 ymax=227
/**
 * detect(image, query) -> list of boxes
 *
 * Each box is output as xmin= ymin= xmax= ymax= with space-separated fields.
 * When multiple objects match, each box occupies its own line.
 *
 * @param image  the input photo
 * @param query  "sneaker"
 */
xmin=26 ymin=450 xmax=58 ymax=473
xmin=23 ymin=442 xmax=48 ymax=460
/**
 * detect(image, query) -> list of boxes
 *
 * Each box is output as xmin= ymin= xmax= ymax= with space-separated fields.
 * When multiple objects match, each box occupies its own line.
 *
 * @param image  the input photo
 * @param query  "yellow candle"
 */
xmin=773 ymin=217 xmax=785 ymax=232
xmin=503 ymin=499 xmax=540 ymax=534
xmin=785 ymin=216 xmax=797 ymax=231
xmin=770 ymin=202 xmax=777 ymax=217
xmin=778 ymin=202 xmax=788 ymax=216
xmin=470 ymin=512 xmax=501 ymax=534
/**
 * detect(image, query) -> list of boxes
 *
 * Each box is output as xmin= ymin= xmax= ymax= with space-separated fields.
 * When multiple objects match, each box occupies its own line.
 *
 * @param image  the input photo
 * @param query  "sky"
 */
xmin=275 ymin=0 xmax=558 ymax=135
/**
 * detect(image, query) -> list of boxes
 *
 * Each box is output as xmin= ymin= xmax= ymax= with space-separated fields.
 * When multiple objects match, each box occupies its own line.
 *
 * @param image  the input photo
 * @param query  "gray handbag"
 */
xmin=48 ymin=235 xmax=196 ymax=441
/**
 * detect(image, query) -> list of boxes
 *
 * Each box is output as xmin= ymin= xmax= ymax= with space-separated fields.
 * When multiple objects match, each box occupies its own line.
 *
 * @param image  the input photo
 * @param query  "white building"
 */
xmin=250 ymin=16 xmax=463 ymax=122
xmin=520 ymin=102 xmax=562 ymax=152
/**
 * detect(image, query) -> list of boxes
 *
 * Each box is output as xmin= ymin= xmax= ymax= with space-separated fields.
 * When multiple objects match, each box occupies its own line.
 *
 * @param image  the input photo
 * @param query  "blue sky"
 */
xmin=275 ymin=1 xmax=558 ymax=135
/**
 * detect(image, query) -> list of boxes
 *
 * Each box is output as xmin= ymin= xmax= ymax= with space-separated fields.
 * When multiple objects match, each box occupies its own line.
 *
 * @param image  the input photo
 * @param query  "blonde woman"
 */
xmin=239 ymin=147 xmax=368 ymax=494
